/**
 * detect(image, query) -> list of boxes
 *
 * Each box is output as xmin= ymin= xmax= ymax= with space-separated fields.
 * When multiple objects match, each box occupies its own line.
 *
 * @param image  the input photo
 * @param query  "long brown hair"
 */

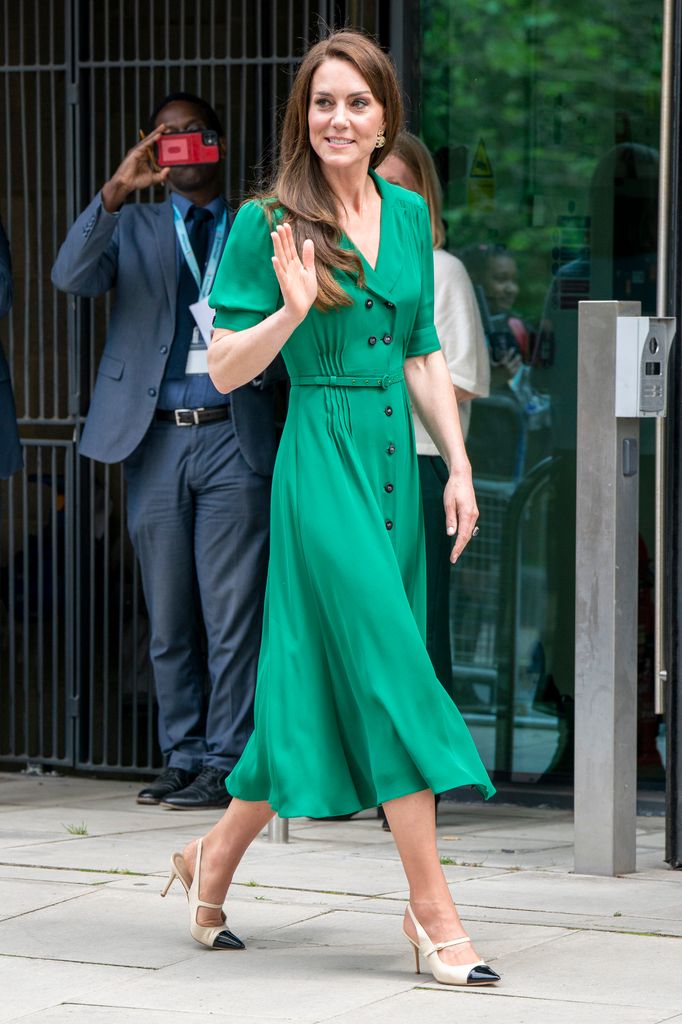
xmin=259 ymin=30 xmax=403 ymax=311
xmin=389 ymin=132 xmax=445 ymax=250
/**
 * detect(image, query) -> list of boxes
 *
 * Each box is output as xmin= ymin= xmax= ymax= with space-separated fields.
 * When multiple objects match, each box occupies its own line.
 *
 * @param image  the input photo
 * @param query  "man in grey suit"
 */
xmin=0 ymin=217 xmax=23 ymax=480
xmin=53 ymin=94 xmax=278 ymax=808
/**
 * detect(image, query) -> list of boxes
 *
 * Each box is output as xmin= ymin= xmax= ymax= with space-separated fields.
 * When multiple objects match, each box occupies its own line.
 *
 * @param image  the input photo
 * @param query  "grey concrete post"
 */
xmin=267 ymin=815 xmax=289 ymax=843
xmin=574 ymin=300 xmax=640 ymax=876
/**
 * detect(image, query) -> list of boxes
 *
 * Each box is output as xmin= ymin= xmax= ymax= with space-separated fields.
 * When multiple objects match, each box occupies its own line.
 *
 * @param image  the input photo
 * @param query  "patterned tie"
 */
xmin=165 ymin=205 xmax=213 ymax=380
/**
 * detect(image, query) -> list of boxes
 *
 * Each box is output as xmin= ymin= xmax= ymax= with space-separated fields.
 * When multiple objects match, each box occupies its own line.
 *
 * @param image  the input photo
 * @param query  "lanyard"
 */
xmin=172 ymin=205 xmax=227 ymax=301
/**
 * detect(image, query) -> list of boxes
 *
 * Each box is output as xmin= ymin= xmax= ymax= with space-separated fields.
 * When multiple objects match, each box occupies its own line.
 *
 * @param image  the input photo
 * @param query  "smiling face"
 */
xmin=308 ymin=58 xmax=385 ymax=175
xmin=484 ymin=253 xmax=520 ymax=313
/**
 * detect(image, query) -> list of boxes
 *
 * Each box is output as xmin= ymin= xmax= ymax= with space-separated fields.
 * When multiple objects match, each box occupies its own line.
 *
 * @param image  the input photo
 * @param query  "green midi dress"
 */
xmin=209 ymin=169 xmax=495 ymax=818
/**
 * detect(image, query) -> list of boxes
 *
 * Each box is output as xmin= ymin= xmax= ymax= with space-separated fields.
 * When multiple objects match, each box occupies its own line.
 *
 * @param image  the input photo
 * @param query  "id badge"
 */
xmin=189 ymin=297 xmax=215 ymax=347
xmin=185 ymin=327 xmax=209 ymax=374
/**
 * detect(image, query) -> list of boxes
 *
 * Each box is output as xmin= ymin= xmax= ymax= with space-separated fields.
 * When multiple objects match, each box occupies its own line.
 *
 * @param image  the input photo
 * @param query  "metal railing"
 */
xmin=1 ymin=0 xmax=387 ymax=774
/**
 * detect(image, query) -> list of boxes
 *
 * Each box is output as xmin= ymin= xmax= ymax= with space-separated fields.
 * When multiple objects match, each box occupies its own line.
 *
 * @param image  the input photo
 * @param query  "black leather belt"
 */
xmin=155 ymin=406 xmax=231 ymax=426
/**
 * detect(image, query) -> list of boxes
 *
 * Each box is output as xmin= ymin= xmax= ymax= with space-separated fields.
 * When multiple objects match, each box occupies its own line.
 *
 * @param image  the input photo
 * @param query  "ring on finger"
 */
xmin=472 ymin=525 xmax=480 ymax=537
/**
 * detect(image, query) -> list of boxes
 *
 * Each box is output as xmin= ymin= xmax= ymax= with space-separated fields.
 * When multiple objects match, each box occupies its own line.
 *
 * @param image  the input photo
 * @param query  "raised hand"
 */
xmin=270 ymin=223 xmax=317 ymax=324
xmin=102 ymin=124 xmax=171 ymax=212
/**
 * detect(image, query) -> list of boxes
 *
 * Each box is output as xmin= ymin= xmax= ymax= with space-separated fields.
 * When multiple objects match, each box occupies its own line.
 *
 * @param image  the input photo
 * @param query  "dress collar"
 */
xmin=340 ymin=167 xmax=402 ymax=302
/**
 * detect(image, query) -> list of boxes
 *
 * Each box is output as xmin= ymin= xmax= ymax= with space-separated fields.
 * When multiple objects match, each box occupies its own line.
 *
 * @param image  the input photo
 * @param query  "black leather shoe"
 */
xmin=160 ymin=766 xmax=232 ymax=810
xmin=137 ymin=767 xmax=197 ymax=806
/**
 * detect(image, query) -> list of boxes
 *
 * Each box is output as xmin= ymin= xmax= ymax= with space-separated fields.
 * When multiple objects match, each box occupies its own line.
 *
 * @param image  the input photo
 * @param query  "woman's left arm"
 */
xmin=404 ymin=349 xmax=478 ymax=564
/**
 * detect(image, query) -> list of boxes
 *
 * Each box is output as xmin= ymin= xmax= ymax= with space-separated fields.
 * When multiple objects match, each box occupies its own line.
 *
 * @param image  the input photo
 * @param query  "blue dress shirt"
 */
xmin=157 ymin=191 xmax=230 ymax=411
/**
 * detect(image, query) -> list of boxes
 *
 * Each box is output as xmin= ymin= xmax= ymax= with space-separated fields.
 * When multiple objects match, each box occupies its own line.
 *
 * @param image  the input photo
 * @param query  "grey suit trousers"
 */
xmin=124 ymin=416 xmax=270 ymax=772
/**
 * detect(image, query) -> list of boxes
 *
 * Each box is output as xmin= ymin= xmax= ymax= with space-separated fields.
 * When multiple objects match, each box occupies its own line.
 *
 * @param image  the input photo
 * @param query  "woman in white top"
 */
xmin=378 ymin=132 xmax=489 ymax=721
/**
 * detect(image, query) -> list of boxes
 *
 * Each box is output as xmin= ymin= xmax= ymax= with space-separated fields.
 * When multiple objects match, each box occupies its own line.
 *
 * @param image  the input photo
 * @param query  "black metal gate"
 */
xmin=0 ymin=0 xmax=395 ymax=775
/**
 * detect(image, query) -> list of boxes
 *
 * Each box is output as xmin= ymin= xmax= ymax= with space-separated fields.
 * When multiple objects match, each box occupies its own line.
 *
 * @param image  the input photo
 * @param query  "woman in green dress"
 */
xmin=161 ymin=29 xmax=499 ymax=989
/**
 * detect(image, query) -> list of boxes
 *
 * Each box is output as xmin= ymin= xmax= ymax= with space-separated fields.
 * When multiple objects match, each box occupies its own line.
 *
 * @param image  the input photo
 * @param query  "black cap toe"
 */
xmin=467 ymin=964 xmax=500 ymax=984
xmin=212 ymin=928 xmax=245 ymax=950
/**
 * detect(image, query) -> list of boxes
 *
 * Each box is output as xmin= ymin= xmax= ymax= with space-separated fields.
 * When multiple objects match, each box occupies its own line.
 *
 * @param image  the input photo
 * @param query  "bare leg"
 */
xmin=182 ymin=798 xmax=275 ymax=927
xmin=383 ymin=788 xmax=481 ymax=969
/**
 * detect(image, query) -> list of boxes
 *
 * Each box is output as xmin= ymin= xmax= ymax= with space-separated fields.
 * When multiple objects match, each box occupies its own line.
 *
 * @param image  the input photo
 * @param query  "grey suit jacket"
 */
xmin=0 ymin=220 xmax=23 ymax=480
xmin=51 ymin=193 xmax=281 ymax=474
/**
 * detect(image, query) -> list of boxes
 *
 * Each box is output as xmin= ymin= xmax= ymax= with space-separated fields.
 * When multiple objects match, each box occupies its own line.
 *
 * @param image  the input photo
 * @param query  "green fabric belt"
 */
xmin=290 ymin=371 xmax=404 ymax=390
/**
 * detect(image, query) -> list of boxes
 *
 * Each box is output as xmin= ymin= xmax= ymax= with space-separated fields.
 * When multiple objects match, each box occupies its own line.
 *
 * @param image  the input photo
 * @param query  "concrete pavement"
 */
xmin=0 ymin=770 xmax=680 ymax=1023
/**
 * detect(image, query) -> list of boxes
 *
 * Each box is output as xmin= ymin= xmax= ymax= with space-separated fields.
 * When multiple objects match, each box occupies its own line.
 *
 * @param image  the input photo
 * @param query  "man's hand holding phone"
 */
xmin=101 ymin=124 xmax=171 ymax=213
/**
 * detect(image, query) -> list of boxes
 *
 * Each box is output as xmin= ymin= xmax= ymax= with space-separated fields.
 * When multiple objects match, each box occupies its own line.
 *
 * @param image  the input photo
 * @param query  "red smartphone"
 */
xmin=156 ymin=130 xmax=220 ymax=166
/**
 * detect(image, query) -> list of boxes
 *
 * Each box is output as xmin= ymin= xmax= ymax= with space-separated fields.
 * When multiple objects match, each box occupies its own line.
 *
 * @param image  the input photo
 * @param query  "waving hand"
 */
xmin=270 ymin=223 xmax=317 ymax=323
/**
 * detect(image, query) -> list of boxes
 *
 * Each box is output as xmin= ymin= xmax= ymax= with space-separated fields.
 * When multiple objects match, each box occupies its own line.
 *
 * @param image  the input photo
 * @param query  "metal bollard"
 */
xmin=267 ymin=814 xmax=289 ymax=843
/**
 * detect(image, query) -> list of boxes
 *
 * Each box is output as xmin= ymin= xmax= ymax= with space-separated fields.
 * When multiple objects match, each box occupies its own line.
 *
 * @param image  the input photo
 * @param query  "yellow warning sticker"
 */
xmin=469 ymin=138 xmax=494 ymax=178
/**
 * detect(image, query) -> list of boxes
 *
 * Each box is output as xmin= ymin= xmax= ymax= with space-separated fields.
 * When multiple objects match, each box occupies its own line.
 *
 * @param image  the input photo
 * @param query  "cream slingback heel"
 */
xmin=403 ymin=903 xmax=500 ymax=986
xmin=161 ymin=838 xmax=245 ymax=950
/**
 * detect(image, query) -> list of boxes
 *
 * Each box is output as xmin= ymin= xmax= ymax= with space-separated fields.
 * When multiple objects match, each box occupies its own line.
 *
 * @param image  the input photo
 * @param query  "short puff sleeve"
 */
xmin=405 ymin=197 xmax=441 ymax=359
xmin=209 ymin=200 xmax=281 ymax=331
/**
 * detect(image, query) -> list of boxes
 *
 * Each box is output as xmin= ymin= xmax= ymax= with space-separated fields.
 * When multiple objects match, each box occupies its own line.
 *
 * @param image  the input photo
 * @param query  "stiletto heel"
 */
xmin=181 ymin=838 xmax=245 ymax=951
xmin=413 ymin=943 xmax=421 ymax=974
xmin=160 ymin=863 xmax=181 ymax=898
xmin=403 ymin=904 xmax=500 ymax=986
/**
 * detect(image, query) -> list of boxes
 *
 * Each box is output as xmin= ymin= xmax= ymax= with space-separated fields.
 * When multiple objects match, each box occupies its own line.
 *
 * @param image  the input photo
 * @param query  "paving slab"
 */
xmin=85 ymin=945 xmax=416 ymax=1023
xmin=5 ymin=1008 xmax=256 ymax=1024
xmin=0 ymin=806 xmax=221 ymax=844
xmin=377 ymin=868 xmax=682 ymax=922
xmin=321 ymin=988 xmax=676 ymax=1024
xmin=0 ymin=884 xmax=330 ymax=969
xmin=0 ymin=832 xmax=206 ymax=876
xmin=460 ymin=929 xmax=682 ymax=1011
xmin=229 ymin=848 xmax=510 ymax=896
xmin=0 ymin=956 xmax=141 ymax=1024
xmin=0 ymin=863 xmax=145 ymax=886
xmin=0 ymin=876 xmax=101 ymax=921
xmin=0 ymin=775 xmax=137 ymax=807
xmin=257 ymin=906 xmax=571 ymax=962
xmin=354 ymin=833 xmax=575 ymax=871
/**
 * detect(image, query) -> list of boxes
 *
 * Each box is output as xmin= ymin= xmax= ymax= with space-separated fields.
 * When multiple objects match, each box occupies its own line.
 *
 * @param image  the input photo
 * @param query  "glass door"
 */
xmin=416 ymin=0 xmax=663 ymax=787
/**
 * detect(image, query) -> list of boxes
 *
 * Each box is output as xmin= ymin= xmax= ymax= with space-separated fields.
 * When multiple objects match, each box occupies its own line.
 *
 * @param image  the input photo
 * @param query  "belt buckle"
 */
xmin=380 ymin=374 xmax=391 ymax=389
xmin=174 ymin=408 xmax=200 ymax=426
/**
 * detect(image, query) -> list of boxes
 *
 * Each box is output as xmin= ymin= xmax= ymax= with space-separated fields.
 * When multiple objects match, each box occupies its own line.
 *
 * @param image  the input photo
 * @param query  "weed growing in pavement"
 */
xmin=64 ymin=822 xmax=89 ymax=835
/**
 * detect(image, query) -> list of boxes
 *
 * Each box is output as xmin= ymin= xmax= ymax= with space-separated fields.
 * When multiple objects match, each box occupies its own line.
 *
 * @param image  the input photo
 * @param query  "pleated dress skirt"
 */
xmin=226 ymin=375 xmax=495 ymax=817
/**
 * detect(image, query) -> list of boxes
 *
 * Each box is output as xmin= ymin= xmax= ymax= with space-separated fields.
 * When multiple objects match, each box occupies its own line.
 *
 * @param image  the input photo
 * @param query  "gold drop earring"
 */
xmin=375 ymin=128 xmax=386 ymax=149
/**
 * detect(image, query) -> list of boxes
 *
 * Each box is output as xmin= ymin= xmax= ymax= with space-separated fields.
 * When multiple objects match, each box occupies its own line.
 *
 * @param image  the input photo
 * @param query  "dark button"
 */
xmin=365 ymin=298 xmax=374 ymax=309
xmin=368 ymin=335 xmax=377 ymax=346
xmin=159 ymin=345 xmax=168 ymax=354
xmin=384 ymin=482 xmax=394 ymax=493
xmin=382 ymin=334 xmax=393 ymax=345
xmin=148 ymin=387 xmax=157 ymax=397
xmin=384 ymin=406 xmax=393 ymax=417
xmin=385 ymin=519 xmax=394 ymax=531
xmin=387 ymin=443 xmax=396 ymax=455
xmin=385 ymin=300 xmax=395 ymax=309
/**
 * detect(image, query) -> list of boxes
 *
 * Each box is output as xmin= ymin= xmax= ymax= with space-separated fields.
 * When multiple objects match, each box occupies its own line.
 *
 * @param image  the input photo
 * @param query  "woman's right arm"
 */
xmin=208 ymin=222 xmax=316 ymax=394
xmin=208 ymin=309 xmax=301 ymax=394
